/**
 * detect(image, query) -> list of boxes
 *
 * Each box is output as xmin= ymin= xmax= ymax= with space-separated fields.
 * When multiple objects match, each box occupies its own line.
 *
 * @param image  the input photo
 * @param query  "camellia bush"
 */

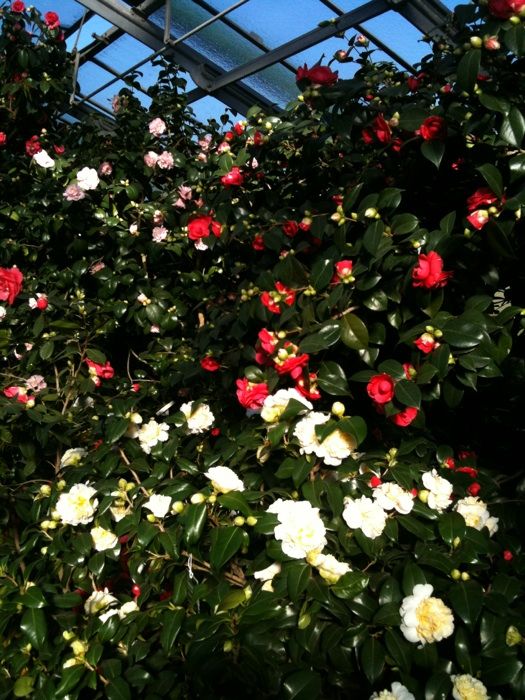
xmin=1 ymin=0 xmax=525 ymax=697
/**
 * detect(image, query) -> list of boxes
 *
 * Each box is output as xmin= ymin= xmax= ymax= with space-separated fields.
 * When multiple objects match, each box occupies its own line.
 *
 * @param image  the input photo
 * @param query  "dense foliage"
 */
xmin=1 ymin=0 xmax=525 ymax=698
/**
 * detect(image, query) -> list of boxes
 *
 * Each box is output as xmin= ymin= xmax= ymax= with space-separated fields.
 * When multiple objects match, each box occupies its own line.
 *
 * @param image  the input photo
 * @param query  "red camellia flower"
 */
xmin=282 ymin=220 xmax=299 ymax=238
xmin=296 ymin=64 xmax=338 ymax=86
xmin=370 ymin=476 xmax=382 ymax=488
xmin=220 ymin=166 xmax=244 ymax=187
xmin=456 ymin=466 xmax=478 ymax=479
xmin=86 ymin=359 xmax=115 ymax=380
xmin=443 ymin=456 xmax=456 ymax=469
xmin=407 ymin=72 xmax=425 ymax=92
xmin=372 ymin=115 xmax=392 ymax=144
xmin=412 ymin=251 xmax=451 ymax=289
xmin=418 ymin=116 xmax=447 ymax=141
xmin=258 ymin=328 xmax=279 ymax=355
xmin=260 ymin=281 xmax=296 ymax=314
xmin=200 ymin=357 xmax=220 ymax=372
xmin=295 ymin=371 xmax=321 ymax=400
xmin=0 ymin=132 xmax=7 ymax=147
xmin=403 ymin=363 xmax=416 ymax=380
xmin=488 ymin=0 xmax=525 ymax=18
xmin=233 ymin=122 xmax=245 ymax=135
xmin=11 ymin=0 xmax=25 ymax=11
xmin=187 ymin=215 xmax=222 ymax=241
xmin=235 ymin=378 xmax=269 ymax=410
xmin=414 ymin=333 xmax=439 ymax=354
xmin=367 ymin=374 xmax=395 ymax=404
xmin=467 ymin=187 xmax=499 ymax=211
xmin=0 ymin=266 xmax=23 ymax=305
xmin=467 ymin=482 xmax=481 ymax=496
xmin=466 ymin=210 xmax=490 ymax=230
xmin=332 ymin=260 xmax=354 ymax=284
xmin=390 ymin=406 xmax=418 ymax=427
xmin=4 ymin=386 xmax=30 ymax=403
xmin=25 ymin=136 xmax=42 ymax=156
xmin=44 ymin=11 xmax=60 ymax=29
xmin=503 ymin=549 xmax=514 ymax=561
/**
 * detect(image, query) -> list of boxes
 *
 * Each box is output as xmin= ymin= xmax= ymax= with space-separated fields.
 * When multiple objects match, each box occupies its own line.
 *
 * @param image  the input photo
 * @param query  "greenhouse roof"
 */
xmin=30 ymin=0 xmax=456 ymax=124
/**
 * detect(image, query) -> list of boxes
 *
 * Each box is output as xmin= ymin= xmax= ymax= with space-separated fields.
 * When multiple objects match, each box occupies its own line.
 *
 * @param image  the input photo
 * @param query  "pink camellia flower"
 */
xmin=44 ymin=11 xmax=60 ymax=29
xmin=148 ymin=118 xmax=167 ymax=137
xmin=390 ymin=406 xmax=418 ymax=427
xmin=412 ymin=251 xmax=451 ymax=289
xmin=200 ymin=357 xmax=221 ymax=371
xmin=187 ymin=215 xmax=222 ymax=242
xmin=63 ymin=184 xmax=86 ymax=201
xmin=414 ymin=333 xmax=439 ymax=354
xmin=152 ymin=226 xmax=168 ymax=243
xmin=0 ymin=267 xmax=23 ymax=305
xmin=157 ymin=151 xmax=174 ymax=169
xmin=217 ymin=142 xmax=231 ymax=154
xmin=173 ymin=185 xmax=192 ymax=208
xmin=144 ymin=151 xmax=159 ymax=168
xmin=11 ymin=1 xmax=26 ymax=12
xmin=467 ymin=210 xmax=490 ymax=230
xmin=484 ymin=36 xmax=501 ymax=50
xmin=260 ymin=281 xmax=296 ymax=314
xmin=198 ymin=135 xmax=212 ymax=152
xmin=98 ymin=161 xmax=112 ymax=176
xmin=236 ymin=378 xmax=269 ymax=410
xmin=221 ymin=167 xmax=244 ymax=187
xmin=367 ymin=374 xmax=395 ymax=404
xmin=418 ymin=116 xmax=447 ymax=141
xmin=296 ymin=64 xmax=338 ymax=86
xmin=26 ymin=375 xmax=47 ymax=393
xmin=28 ymin=293 xmax=48 ymax=311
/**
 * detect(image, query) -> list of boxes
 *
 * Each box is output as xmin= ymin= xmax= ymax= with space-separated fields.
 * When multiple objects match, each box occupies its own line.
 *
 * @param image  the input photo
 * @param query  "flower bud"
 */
xmin=506 ymin=625 xmax=523 ymax=647
xmin=207 ymin=494 xmax=217 ymax=504
xmin=451 ymin=569 xmax=461 ymax=580
xmin=39 ymin=484 xmax=51 ymax=496
xmin=146 ymin=513 xmax=156 ymax=523
xmin=234 ymin=516 xmax=245 ymax=527
xmin=364 ymin=207 xmax=378 ymax=219
xmin=331 ymin=401 xmax=345 ymax=417
xmin=460 ymin=571 xmax=470 ymax=581
xmin=223 ymin=640 xmax=234 ymax=652
xmin=470 ymin=36 xmax=483 ymax=48
xmin=246 ymin=516 xmax=257 ymax=526
xmin=298 ymin=613 xmax=311 ymax=629
xmin=190 ymin=492 xmax=206 ymax=504
xmin=418 ymin=489 xmax=429 ymax=504
xmin=453 ymin=536 xmax=461 ymax=548
xmin=172 ymin=501 xmax=185 ymax=514
xmin=243 ymin=585 xmax=252 ymax=601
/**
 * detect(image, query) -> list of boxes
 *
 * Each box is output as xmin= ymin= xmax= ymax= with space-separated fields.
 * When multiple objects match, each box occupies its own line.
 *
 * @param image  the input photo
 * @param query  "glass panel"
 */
xmin=77 ymin=62 xmax=152 ymax=112
xmin=360 ymin=13 xmax=431 ymax=65
xmin=190 ymin=95 xmax=229 ymax=126
xmin=66 ymin=16 xmax=114 ymax=52
xmin=31 ymin=0 xmax=86 ymax=27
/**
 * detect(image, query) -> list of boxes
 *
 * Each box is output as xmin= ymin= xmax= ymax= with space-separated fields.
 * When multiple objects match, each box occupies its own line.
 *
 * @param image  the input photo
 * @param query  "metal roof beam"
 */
xmin=75 ymin=0 xmax=278 ymax=115
xmin=386 ymin=0 xmax=452 ymax=41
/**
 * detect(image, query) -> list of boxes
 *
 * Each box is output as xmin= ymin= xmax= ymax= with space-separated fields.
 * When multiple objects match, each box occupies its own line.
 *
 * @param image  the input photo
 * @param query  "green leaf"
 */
xmin=477 ymin=163 xmax=503 ymax=197
xmin=286 ymin=561 xmax=310 ymax=601
xmin=310 ymin=258 xmax=334 ymax=291
xmin=13 ymin=677 xmax=35 ymax=697
xmin=183 ymin=502 xmax=207 ymax=546
xmin=20 ymin=608 xmax=47 ymax=650
xmin=317 ymin=361 xmax=350 ymax=395
xmin=340 ymin=313 xmax=369 ymax=350
xmin=443 ymin=319 xmax=484 ymax=348
xmin=392 ymin=213 xmax=419 ymax=235
xmin=18 ymin=586 xmax=46 ymax=609
xmin=217 ymin=492 xmax=253 ymax=516
xmin=399 ymin=106 xmax=429 ymax=131
xmin=384 ymin=629 xmax=412 ymax=672
xmin=363 ymin=220 xmax=384 ymax=255
xmin=39 ymin=340 xmax=54 ymax=360
xmin=504 ymin=24 xmax=525 ymax=56
xmin=337 ymin=416 xmax=367 ymax=446
xmin=509 ymin=154 xmax=525 ymax=183
xmin=160 ymin=608 xmax=185 ymax=652
xmin=332 ymin=571 xmax=369 ymax=599
xmin=394 ymin=379 xmax=421 ymax=408
xmin=438 ymin=512 xmax=467 ymax=545
xmin=56 ymin=666 xmax=85 ymax=697
xmin=373 ymin=602 xmax=401 ymax=626
xmin=479 ymin=93 xmax=510 ymax=115
xmin=136 ymin=521 xmax=157 ymax=548
xmin=457 ymin=48 xmax=481 ymax=92
xmin=448 ymin=581 xmax=484 ymax=627
xmin=300 ymin=322 xmax=340 ymax=353
xmin=421 ymin=140 xmax=445 ymax=169
xmin=402 ymin=563 xmax=427 ymax=595
xmin=210 ymin=526 xmax=244 ymax=570
xmin=398 ymin=515 xmax=435 ymax=541
xmin=105 ymin=678 xmax=132 ymax=700
xmin=282 ymin=670 xmax=322 ymax=700
xmin=360 ymin=637 xmax=385 ymax=684
xmin=105 ymin=417 xmax=130 ymax=444
xmin=86 ymin=348 xmax=107 ymax=364
xmin=455 ymin=625 xmax=477 ymax=674
xmin=501 ymin=107 xmax=525 ymax=147
xmin=482 ymin=655 xmax=522 ymax=685
xmin=425 ymin=672 xmax=452 ymax=700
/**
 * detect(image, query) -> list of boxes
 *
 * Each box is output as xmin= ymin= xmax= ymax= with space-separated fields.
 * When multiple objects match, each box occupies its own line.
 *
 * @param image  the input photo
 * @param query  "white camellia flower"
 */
xmin=84 ymin=588 xmax=118 ymax=615
xmin=136 ymin=419 xmax=170 ymax=454
xmin=253 ymin=562 xmax=281 ymax=592
xmin=99 ymin=608 xmax=119 ymax=623
xmin=373 ymin=482 xmax=414 ymax=515
xmin=0 ymin=307 xmax=6 ymax=321
xmin=369 ymin=682 xmax=416 ymax=700
xmin=454 ymin=496 xmax=499 ymax=536
xmin=76 ymin=167 xmax=100 ymax=191
xmin=421 ymin=469 xmax=453 ymax=512
xmin=180 ymin=401 xmax=215 ymax=434
xmin=143 ymin=494 xmax=172 ymax=518
xmin=33 ymin=149 xmax=55 ymax=168
xmin=342 ymin=495 xmax=387 ymax=539
xmin=451 ymin=674 xmax=489 ymax=700
xmin=55 ymin=483 xmax=98 ymax=526
xmin=307 ymin=551 xmax=350 ymax=584
xmin=60 ymin=447 xmax=87 ymax=468
xmin=268 ymin=499 xmax=327 ymax=559
xmin=370 ymin=681 xmax=416 ymax=700
xmin=260 ymin=388 xmax=312 ymax=423
xmin=399 ymin=583 xmax=454 ymax=645
xmin=118 ymin=601 xmax=139 ymax=619
xmin=293 ymin=411 xmax=356 ymax=466
xmin=90 ymin=526 xmax=119 ymax=552
xmin=204 ymin=465 xmax=245 ymax=493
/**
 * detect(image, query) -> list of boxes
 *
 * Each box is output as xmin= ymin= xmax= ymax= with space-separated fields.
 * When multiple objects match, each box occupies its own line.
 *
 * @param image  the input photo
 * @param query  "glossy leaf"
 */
xmin=210 ymin=526 xmax=244 ymax=570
